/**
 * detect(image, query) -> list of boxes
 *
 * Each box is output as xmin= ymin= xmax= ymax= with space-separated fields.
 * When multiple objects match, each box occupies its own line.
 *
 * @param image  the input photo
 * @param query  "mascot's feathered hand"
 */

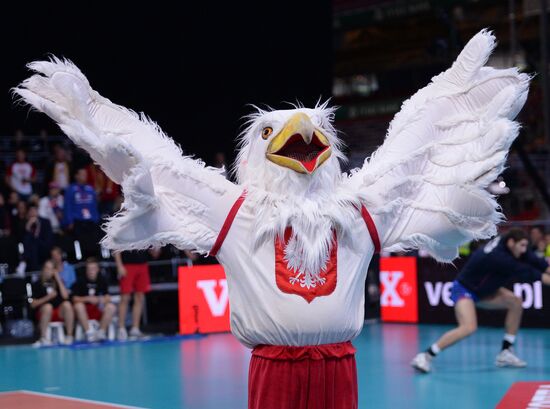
xmin=14 ymin=30 xmax=529 ymax=264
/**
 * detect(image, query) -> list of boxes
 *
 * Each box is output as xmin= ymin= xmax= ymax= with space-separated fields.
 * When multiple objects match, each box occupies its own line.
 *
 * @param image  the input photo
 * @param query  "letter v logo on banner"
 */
xmin=178 ymin=265 xmax=231 ymax=334
xmin=196 ymin=279 xmax=229 ymax=317
xmin=379 ymin=257 xmax=418 ymax=323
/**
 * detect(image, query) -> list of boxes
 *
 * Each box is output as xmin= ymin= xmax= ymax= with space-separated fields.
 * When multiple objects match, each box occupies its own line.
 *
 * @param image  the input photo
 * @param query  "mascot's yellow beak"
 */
xmin=266 ymin=113 xmax=332 ymax=174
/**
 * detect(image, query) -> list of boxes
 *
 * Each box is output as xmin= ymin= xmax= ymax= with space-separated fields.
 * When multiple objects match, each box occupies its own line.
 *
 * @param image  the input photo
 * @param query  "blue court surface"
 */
xmin=1 ymin=323 xmax=549 ymax=408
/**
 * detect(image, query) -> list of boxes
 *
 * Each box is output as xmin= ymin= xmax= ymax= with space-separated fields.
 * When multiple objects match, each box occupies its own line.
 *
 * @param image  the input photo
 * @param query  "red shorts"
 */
xmin=248 ymin=341 xmax=358 ymax=409
xmin=85 ymin=304 xmax=102 ymax=320
xmin=119 ymin=263 xmax=151 ymax=294
xmin=35 ymin=304 xmax=63 ymax=322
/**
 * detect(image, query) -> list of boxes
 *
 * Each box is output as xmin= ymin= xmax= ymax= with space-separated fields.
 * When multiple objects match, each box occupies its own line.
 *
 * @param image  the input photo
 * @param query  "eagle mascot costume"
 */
xmin=15 ymin=31 xmax=529 ymax=409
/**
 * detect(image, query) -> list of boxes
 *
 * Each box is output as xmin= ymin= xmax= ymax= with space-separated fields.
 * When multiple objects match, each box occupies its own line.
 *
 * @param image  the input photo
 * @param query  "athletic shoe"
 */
xmin=496 ymin=348 xmax=527 ymax=368
xmin=85 ymin=329 xmax=96 ymax=343
xmin=129 ymin=327 xmax=145 ymax=340
xmin=32 ymin=337 xmax=52 ymax=348
xmin=117 ymin=327 xmax=128 ymax=341
xmin=96 ymin=329 xmax=107 ymax=342
xmin=64 ymin=335 xmax=74 ymax=346
xmin=411 ymin=352 xmax=432 ymax=373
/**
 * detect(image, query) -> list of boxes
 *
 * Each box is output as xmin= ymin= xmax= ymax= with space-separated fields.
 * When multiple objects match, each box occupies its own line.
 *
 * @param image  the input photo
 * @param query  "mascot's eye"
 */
xmin=262 ymin=127 xmax=273 ymax=139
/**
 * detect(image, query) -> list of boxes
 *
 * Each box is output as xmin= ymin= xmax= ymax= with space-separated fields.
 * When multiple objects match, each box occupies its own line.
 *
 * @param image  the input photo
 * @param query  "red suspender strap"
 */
xmin=360 ymin=205 xmax=381 ymax=254
xmin=210 ymin=190 xmax=248 ymax=256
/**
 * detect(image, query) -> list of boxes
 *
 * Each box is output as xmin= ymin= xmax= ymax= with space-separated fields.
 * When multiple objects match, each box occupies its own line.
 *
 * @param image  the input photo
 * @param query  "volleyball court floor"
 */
xmin=1 ymin=323 xmax=549 ymax=408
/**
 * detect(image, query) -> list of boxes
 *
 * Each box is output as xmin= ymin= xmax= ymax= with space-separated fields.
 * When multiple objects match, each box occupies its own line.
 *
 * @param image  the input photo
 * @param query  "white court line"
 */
xmin=0 ymin=390 xmax=148 ymax=408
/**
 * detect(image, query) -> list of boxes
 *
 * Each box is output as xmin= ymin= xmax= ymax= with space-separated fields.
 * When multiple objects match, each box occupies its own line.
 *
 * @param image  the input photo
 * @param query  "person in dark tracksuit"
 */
xmin=411 ymin=228 xmax=550 ymax=373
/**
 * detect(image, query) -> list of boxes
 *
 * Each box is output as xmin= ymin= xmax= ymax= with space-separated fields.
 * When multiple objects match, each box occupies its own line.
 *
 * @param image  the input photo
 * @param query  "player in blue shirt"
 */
xmin=412 ymin=228 xmax=550 ymax=373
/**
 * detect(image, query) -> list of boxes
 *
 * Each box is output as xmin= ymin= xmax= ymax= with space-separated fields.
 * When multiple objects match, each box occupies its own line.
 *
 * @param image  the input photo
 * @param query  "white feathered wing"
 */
xmin=14 ymin=58 xmax=243 ymax=253
xmin=346 ymin=30 xmax=530 ymax=262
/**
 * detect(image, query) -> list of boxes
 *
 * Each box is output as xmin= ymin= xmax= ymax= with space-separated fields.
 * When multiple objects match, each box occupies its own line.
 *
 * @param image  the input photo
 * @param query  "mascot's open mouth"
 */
xmin=268 ymin=133 xmax=331 ymax=173
xmin=266 ymin=113 xmax=332 ymax=174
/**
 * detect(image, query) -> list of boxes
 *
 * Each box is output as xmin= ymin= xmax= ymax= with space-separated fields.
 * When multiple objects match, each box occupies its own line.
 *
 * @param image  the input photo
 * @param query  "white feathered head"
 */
xmin=233 ymin=102 xmax=361 ymax=283
xmin=234 ymin=102 xmax=346 ymax=197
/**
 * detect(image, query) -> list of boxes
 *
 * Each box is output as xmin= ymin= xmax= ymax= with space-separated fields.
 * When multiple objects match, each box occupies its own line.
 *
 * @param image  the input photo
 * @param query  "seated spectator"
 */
xmin=30 ymin=260 xmax=74 ymax=346
xmin=5 ymin=148 xmax=36 ymax=202
xmin=22 ymin=206 xmax=53 ymax=272
xmin=38 ymin=182 xmax=64 ymax=234
xmin=64 ymin=168 xmax=100 ymax=258
xmin=71 ymin=258 xmax=115 ymax=342
xmin=51 ymin=246 xmax=76 ymax=289
xmin=46 ymin=144 xmax=71 ymax=190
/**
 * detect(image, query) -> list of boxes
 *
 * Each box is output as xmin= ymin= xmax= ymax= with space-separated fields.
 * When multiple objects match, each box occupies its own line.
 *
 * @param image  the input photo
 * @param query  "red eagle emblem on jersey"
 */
xmin=274 ymin=228 xmax=337 ymax=303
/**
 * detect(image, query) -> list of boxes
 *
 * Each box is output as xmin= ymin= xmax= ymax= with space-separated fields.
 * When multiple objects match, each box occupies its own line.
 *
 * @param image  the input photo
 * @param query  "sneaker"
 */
xmin=496 ymin=348 xmax=527 ymax=368
xmin=85 ymin=329 xmax=96 ymax=343
xmin=64 ymin=335 xmax=74 ymax=346
xmin=411 ymin=352 xmax=432 ymax=373
xmin=129 ymin=327 xmax=145 ymax=340
xmin=96 ymin=329 xmax=107 ymax=342
xmin=32 ymin=337 xmax=52 ymax=348
xmin=117 ymin=327 xmax=128 ymax=341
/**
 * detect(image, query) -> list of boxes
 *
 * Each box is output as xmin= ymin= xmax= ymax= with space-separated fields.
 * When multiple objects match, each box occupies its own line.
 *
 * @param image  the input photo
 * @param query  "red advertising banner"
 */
xmin=496 ymin=382 xmax=550 ymax=409
xmin=379 ymin=256 xmax=418 ymax=323
xmin=178 ymin=265 xmax=230 ymax=335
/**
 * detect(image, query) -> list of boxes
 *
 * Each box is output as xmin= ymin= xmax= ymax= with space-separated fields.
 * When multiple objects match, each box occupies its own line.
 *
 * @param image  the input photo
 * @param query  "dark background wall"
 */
xmin=0 ymin=2 xmax=332 ymax=164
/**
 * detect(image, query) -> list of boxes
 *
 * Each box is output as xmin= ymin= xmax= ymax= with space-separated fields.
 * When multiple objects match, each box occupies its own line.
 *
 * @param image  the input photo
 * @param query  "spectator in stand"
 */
xmin=71 ymin=257 xmax=116 ymax=342
xmin=11 ymin=200 xmax=28 ymax=242
xmin=5 ymin=148 xmax=36 ymax=202
xmin=86 ymin=163 xmax=120 ymax=216
xmin=51 ymin=246 xmax=76 ymax=289
xmin=46 ymin=144 xmax=71 ymax=190
xmin=38 ymin=129 xmax=50 ymax=155
xmin=0 ymin=193 xmax=19 ymax=274
xmin=535 ymin=237 xmax=547 ymax=258
xmin=0 ymin=193 xmax=10 ymax=238
xmin=30 ymin=259 xmax=74 ymax=346
xmin=12 ymin=129 xmax=25 ymax=150
xmin=114 ymin=250 xmax=151 ymax=340
xmin=6 ymin=191 xmax=19 ymax=215
xmin=28 ymin=194 xmax=40 ymax=207
xmin=38 ymin=182 xmax=64 ymax=234
xmin=0 ymin=159 xmax=10 ymax=199
xmin=64 ymin=167 xmax=100 ymax=258
xmin=22 ymin=205 xmax=54 ymax=272
xmin=529 ymin=226 xmax=545 ymax=256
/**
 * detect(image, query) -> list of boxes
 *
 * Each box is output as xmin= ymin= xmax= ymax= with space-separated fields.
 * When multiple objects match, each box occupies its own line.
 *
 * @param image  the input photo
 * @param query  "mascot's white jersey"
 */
xmin=215 ymin=191 xmax=379 ymax=348
xmin=15 ymin=31 xmax=530 ymax=348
